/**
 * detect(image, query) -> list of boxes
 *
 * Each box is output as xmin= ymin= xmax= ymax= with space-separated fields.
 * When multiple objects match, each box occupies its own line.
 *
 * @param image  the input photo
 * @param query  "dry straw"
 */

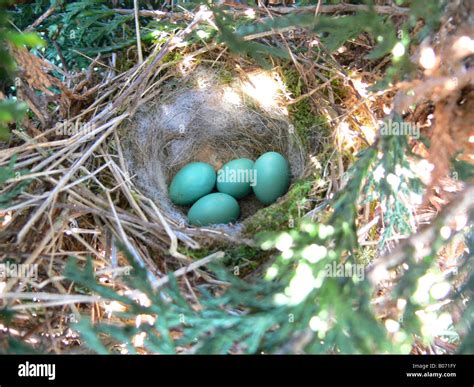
xmin=1 ymin=6 xmax=379 ymax=325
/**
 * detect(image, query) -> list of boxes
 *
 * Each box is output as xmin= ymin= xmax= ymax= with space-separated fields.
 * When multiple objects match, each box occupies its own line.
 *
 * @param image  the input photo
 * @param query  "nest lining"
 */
xmin=122 ymin=67 xmax=306 ymax=235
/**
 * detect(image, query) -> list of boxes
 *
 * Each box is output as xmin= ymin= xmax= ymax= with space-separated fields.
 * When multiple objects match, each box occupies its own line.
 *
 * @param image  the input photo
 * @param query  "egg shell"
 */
xmin=253 ymin=152 xmax=290 ymax=205
xmin=168 ymin=162 xmax=216 ymax=206
xmin=216 ymin=158 xmax=255 ymax=199
xmin=188 ymin=193 xmax=240 ymax=226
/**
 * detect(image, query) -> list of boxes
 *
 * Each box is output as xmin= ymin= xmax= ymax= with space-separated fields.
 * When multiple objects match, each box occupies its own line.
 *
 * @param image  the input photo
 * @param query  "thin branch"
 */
xmin=113 ymin=3 xmax=409 ymax=19
xmin=270 ymin=3 xmax=410 ymax=16
xmin=25 ymin=4 xmax=57 ymax=31
xmin=133 ymin=0 xmax=144 ymax=64
xmin=152 ymin=251 xmax=225 ymax=289
xmin=113 ymin=8 xmax=169 ymax=19
xmin=16 ymin=114 xmax=127 ymax=243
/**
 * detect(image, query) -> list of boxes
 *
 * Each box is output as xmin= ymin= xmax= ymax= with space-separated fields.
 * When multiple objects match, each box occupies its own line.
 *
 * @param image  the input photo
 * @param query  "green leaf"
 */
xmin=73 ymin=318 xmax=109 ymax=354
xmin=5 ymin=31 xmax=45 ymax=48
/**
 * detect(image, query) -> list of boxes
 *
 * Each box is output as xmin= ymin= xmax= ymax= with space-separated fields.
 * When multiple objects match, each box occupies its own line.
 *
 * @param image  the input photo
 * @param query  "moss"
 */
xmin=216 ymin=68 xmax=234 ymax=84
xmin=177 ymin=246 xmax=214 ymax=260
xmin=178 ymin=242 xmax=261 ymax=263
xmin=282 ymin=68 xmax=331 ymax=148
xmin=177 ymin=243 xmax=269 ymax=276
xmin=330 ymin=77 xmax=349 ymax=101
xmin=221 ymin=244 xmax=277 ymax=277
xmin=243 ymin=178 xmax=314 ymax=235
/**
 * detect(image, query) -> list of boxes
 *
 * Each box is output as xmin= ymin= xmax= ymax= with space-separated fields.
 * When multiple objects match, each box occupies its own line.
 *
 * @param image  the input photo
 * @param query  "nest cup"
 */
xmin=122 ymin=67 xmax=306 ymax=237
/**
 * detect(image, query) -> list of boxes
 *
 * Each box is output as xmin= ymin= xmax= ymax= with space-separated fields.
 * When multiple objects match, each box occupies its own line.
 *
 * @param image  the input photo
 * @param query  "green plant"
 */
xmin=60 ymin=130 xmax=472 ymax=353
xmin=1 ymin=0 xmax=44 ymax=139
xmin=2 ymin=0 xmax=471 ymax=356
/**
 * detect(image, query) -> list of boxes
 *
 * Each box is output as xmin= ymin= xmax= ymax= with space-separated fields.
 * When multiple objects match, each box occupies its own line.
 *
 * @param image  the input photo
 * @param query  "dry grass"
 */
xmin=0 ymin=3 xmax=471 ymax=353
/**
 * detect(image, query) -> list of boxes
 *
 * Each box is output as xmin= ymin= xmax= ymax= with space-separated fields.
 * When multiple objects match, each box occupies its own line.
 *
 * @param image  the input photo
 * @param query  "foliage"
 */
xmin=218 ymin=1 xmax=445 ymax=87
xmin=0 ymin=100 xmax=27 ymax=140
xmin=0 ymin=0 xmax=44 ymax=139
xmin=7 ymin=1 xmax=445 ymax=81
xmin=1 ymin=0 xmax=472 ymax=355
xmin=9 ymin=0 xmax=189 ymax=70
xmin=0 ymin=155 xmax=31 ymax=208
xmin=364 ymin=115 xmax=423 ymax=246
xmin=61 ymin=132 xmax=472 ymax=353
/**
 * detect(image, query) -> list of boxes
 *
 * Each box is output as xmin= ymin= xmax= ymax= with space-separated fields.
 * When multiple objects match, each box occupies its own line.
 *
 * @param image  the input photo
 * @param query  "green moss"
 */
xmin=330 ymin=77 xmax=349 ymax=101
xmin=282 ymin=69 xmax=330 ymax=147
xmin=177 ymin=246 xmax=214 ymax=260
xmin=177 ymin=242 xmax=262 ymax=263
xmin=162 ymin=51 xmax=183 ymax=64
xmin=243 ymin=178 xmax=313 ymax=235
xmin=224 ymin=245 xmax=264 ymax=269
xmin=216 ymin=68 xmax=234 ymax=84
xmin=177 ymin=243 xmax=268 ymax=276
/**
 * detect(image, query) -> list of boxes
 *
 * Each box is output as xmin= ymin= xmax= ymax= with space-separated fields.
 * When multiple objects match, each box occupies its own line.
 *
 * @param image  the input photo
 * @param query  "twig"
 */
xmin=0 ymin=292 xmax=100 ymax=302
xmin=16 ymin=113 xmax=127 ymax=243
xmin=144 ymin=196 xmax=190 ymax=262
xmin=113 ymin=3 xmax=409 ymax=18
xmin=113 ymin=8 xmax=169 ymax=19
xmin=394 ymin=69 xmax=474 ymax=113
xmin=52 ymin=40 xmax=69 ymax=75
xmin=25 ymin=4 xmax=57 ymax=31
xmin=105 ymin=191 xmax=160 ymax=288
xmin=270 ymin=3 xmax=410 ymax=16
xmin=133 ymin=0 xmax=144 ymax=64
xmin=5 ymin=168 xmax=65 ymax=183
xmin=152 ymin=251 xmax=225 ymax=289
xmin=286 ymin=75 xmax=339 ymax=105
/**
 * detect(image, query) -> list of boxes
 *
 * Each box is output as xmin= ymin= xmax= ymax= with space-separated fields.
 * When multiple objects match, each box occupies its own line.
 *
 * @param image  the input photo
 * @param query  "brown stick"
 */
xmin=25 ymin=4 xmax=57 ymax=31
xmin=270 ymin=4 xmax=409 ymax=16
xmin=112 ymin=8 xmax=209 ymax=112
xmin=113 ymin=3 xmax=409 ymax=19
xmin=113 ymin=8 xmax=170 ymax=19
xmin=133 ymin=0 xmax=144 ymax=64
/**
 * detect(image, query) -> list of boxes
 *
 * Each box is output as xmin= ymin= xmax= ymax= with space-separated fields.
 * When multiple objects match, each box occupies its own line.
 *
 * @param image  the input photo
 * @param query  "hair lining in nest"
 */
xmin=122 ymin=67 xmax=306 ymax=237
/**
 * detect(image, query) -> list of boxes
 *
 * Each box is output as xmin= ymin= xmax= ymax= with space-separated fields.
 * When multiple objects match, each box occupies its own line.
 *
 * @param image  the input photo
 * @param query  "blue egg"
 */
xmin=253 ymin=152 xmax=290 ymax=205
xmin=188 ymin=193 xmax=240 ymax=226
xmin=169 ymin=162 xmax=216 ymax=206
xmin=216 ymin=158 xmax=255 ymax=199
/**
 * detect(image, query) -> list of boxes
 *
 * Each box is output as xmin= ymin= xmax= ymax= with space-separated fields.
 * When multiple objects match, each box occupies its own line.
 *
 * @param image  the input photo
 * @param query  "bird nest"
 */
xmin=2 ymin=1 xmax=473 ymax=355
xmin=121 ymin=67 xmax=306 ymax=237
xmin=2 ymin=12 xmax=371 ymax=281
